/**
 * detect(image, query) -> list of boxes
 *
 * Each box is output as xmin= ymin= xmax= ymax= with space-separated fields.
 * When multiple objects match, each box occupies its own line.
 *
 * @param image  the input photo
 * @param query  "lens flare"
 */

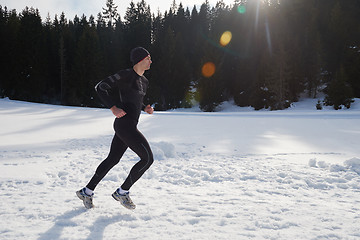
xmin=202 ymin=62 xmax=216 ymax=78
xmin=220 ymin=31 xmax=232 ymax=47
xmin=238 ymin=5 xmax=246 ymax=14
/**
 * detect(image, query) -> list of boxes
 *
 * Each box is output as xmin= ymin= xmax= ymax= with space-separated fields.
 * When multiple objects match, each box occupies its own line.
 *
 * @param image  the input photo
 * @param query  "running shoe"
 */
xmin=76 ymin=188 xmax=94 ymax=209
xmin=112 ymin=189 xmax=136 ymax=210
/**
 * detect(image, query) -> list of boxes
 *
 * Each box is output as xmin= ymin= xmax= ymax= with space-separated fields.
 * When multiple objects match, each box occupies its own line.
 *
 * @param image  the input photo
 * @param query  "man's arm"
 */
xmin=95 ymin=73 xmax=120 ymax=109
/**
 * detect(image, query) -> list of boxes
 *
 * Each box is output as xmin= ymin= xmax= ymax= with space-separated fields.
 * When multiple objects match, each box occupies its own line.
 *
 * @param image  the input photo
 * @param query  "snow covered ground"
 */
xmin=0 ymin=98 xmax=360 ymax=240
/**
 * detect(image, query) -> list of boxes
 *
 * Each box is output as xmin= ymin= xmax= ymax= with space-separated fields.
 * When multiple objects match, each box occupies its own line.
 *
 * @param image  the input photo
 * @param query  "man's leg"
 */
xmin=119 ymin=128 xmax=154 ymax=191
xmin=111 ymin=127 xmax=153 ymax=209
xmin=86 ymin=134 xmax=128 ymax=191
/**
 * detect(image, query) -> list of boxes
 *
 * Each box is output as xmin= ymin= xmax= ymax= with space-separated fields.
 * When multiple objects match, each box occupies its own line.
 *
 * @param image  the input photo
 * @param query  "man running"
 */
xmin=77 ymin=47 xmax=154 ymax=209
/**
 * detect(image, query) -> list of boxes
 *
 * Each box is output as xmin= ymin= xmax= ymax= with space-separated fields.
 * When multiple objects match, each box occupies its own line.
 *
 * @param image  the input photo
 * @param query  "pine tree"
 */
xmin=71 ymin=24 xmax=104 ymax=106
xmin=338 ymin=0 xmax=360 ymax=98
xmin=59 ymin=36 xmax=67 ymax=104
xmin=102 ymin=0 xmax=119 ymax=28
xmin=250 ymin=44 xmax=273 ymax=110
xmin=151 ymin=26 xmax=175 ymax=110
xmin=1 ymin=0 xmax=358 ymax=110
xmin=328 ymin=1 xmax=347 ymax=71
xmin=345 ymin=45 xmax=360 ymax=98
xmin=3 ymin=9 xmax=22 ymax=99
xmin=198 ymin=46 xmax=225 ymax=112
xmin=325 ymin=66 xmax=354 ymax=109
xmin=15 ymin=7 xmax=47 ymax=102
xmin=265 ymin=44 xmax=292 ymax=110
xmin=280 ymin=0 xmax=321 ymax=99
xmin=124 ymin=0 xmax=151 ymax=52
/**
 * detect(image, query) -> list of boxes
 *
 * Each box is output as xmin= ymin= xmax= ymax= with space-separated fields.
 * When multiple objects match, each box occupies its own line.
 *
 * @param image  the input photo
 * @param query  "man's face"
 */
xmin=138 ymin=55 xmax=152 ymax=70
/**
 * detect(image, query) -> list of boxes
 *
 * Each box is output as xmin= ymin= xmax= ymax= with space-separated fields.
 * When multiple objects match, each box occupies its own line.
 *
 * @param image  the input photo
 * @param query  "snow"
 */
xmin=1 ymin=97 xmax=360 ymax=240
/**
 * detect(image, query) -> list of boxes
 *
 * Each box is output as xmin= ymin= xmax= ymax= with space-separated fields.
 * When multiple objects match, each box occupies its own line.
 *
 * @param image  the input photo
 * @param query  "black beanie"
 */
xmin=130 ymin=47 xmax=150 ymax=65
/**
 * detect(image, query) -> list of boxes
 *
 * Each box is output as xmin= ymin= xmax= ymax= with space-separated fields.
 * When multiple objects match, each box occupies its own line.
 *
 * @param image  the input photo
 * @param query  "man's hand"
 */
xmin=110 ymin=106 xmax=127 ymax=118
xmin=144 ymin=105 xmax=154 ymax=114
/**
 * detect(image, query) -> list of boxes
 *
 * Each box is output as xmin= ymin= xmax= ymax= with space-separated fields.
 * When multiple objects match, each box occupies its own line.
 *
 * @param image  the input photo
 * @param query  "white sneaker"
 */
xmin=112 ymin=189 xmax=136 ymax=209
xmin=76 ymin=188 xmax=94 ymax=209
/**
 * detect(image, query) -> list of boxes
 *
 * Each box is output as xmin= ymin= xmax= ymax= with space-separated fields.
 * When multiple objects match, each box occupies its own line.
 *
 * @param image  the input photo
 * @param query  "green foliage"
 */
xmin=325 ymin=66 xmax=354 ymax=110
xmin=316 ymin=100 xmax=323 ymax=110
xmin=102 ymin=0 xmax=119 ymax=28
xmin=0 ymin=0 xmax=359 ymax=110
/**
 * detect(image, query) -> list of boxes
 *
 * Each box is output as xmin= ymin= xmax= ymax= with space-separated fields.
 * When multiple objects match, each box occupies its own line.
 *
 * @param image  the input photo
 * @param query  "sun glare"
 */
xmin=220 ymin=31 xmax=232 ymax=47
xmin=202 ymin=62 xmax=216 ymax=78
xmin=237 ymin=5 xmax=246 ymax=14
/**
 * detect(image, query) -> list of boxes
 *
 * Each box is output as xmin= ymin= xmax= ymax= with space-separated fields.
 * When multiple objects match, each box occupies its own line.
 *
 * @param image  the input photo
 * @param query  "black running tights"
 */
xmin=86 ymin=117 xmax=154 ymax=191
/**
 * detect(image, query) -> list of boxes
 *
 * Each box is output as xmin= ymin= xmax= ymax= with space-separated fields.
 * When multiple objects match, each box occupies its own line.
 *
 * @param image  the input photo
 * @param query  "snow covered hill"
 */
xmin=0 ymin=98 xmax=360 ymax=239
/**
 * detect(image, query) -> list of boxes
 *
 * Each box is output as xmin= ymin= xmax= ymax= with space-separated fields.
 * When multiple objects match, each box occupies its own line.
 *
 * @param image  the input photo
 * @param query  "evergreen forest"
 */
xmin=0 ymin=0 xmax=359 ymax=111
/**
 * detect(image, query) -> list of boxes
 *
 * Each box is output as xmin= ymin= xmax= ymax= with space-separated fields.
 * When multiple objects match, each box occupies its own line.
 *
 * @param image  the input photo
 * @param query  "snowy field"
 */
xmin=1 ymin=98 xmax=360 ymax=240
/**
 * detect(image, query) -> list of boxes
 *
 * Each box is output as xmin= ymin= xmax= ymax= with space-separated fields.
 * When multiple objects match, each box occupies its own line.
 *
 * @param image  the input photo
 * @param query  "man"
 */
xmin=76 ymin=47 xmax=154 ymax=210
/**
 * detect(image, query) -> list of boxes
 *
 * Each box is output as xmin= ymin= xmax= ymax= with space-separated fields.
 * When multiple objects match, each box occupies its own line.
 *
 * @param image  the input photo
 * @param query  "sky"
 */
xmin=0 ymin=0 xmax=235 ymax=21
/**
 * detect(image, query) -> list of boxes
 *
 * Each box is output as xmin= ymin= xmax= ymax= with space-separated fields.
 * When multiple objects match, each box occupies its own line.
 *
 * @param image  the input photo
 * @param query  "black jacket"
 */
xmin=95 ymin=68 xmax=149 ymax=121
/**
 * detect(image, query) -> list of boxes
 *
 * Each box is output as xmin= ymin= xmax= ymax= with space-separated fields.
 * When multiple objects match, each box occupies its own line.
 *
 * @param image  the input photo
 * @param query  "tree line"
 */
xmin=0 ymin=0 xmax=359 ymax=111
